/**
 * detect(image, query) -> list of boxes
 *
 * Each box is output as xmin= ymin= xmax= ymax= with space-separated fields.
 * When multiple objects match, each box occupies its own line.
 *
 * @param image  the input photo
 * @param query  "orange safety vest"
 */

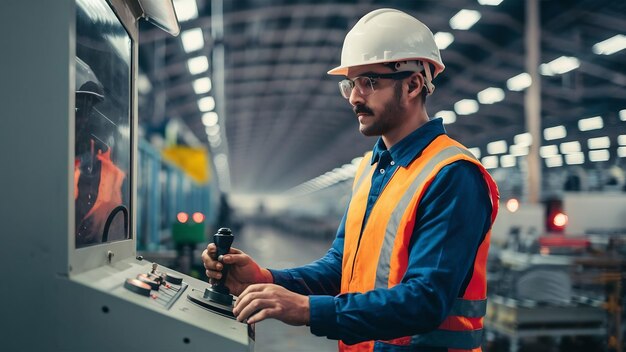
xmin=75 ymin=148 xmax=126 ymax=245
xmin=340 ymin=134 xmax=499 ymax=352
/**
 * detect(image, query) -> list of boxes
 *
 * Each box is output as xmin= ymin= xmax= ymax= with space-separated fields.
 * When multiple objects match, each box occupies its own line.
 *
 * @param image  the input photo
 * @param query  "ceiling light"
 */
xmin=514 ymin=132 xmax=532 ymax=146
xmin=215 ymin=153 xmax=228 ymax=168
xmin=208 ymin=135 xmax=221 ymax=147
xmin=578 ymin=115 xmax=603 ymax=131
xmin=540 ymin=145 xmax=558 ymax=158
xmin=543 ymin=125 xmax=567 ymax=140
xmin=137 ymin=73 xmax=152 ymax=94
xmin=481 ymin=156 xmax=498 ymax=169
xmin=589 ymin=149 xmax=610 ymax=162
xmin=202 ymin=112 xmax=218 ymax=127
xmin=487 ymin=140 xmax=507 ymax=154
xmin=449 ymin=9 xmax=481 ymax=30
xmin=506 ymin=73 xmax=532 ymax=91
xmin=477 ymin=87 xmax=505 ymax=104
xmin=181 ymin=28 xmax=204 ymax=53
xmin=193 ymin=77 xmax=212 ymax=94
xmin=620 ymin=109 xmax=626 ymax=121
xmin=478 ymin=0 xmax=504 ymax=5
xmin=436 ymin=110 xmax=457 ymax=124
xmin=454 ymin=99 xmax=479 ymax=115
xmin=197 ymin=96 xmax=215 ymax=112
xmin=434 ymin=32 xmax=454 ymax=50
xmin=588 ymin=136 xmax=610 ymax=149
xmin=469 ymin=147 xmax=481 ymax=159
xmin=619 ymin=135 xmax=626 ymax=146
xmin=539 ymin=56 xmax=580 ymax=76
xmin=565 ymin=152 xmax=585 ymax=165
xmin=592 ymin=34 xmax=626 ymax=55
xmin=500 ymin=155 xmax=516 ymax=168
xmin=351 ymin=157 xmax=363 ymax=166
xmin=510 ymin=144 xmax=529 ymax=156
xmin=560 ymin=141 xmax=581 ymax=154
xmin=173 ymin=0 xmax=198 ymax=22
xmin=205 ymin=124 xmax=220 ymax=137
xmin=187 ymin=56 xmax=209 ymax=74
xmin=545 ymin=155 xmax=563 ymax=168
xmin=340 ymin=163 xmax=357 ymax=179
xmin=619 ymin=147 xmax=626 ymax=158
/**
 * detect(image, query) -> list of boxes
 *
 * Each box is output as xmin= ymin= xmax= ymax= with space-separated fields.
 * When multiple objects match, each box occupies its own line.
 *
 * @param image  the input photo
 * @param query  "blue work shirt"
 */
xmin=270 ymin=118 xmax=492 ymax=350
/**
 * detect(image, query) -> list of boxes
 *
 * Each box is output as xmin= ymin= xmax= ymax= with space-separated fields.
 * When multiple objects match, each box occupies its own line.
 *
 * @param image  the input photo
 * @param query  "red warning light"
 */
xmin=553 ymin=212 xmax=568 ymax=228
xmin=177 ymin=212 xmax=189 ymax=223
xmin=552 ymin=212 xmax=567 ymax=231
xmin=192 ymin=212 xmax=205 ymax=223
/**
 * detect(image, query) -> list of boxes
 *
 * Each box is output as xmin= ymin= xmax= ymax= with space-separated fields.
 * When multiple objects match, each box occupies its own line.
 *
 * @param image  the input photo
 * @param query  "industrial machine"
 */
xmin=0 ymin=1 xmax=253 ymax=350
xmin=485 ymin=197 xmax=626 ymax=352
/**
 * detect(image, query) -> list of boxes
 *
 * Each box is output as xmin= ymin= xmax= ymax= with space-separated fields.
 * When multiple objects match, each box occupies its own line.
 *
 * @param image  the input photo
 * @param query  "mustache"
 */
xmin=353 ymin=104 xmax=374 ymax=115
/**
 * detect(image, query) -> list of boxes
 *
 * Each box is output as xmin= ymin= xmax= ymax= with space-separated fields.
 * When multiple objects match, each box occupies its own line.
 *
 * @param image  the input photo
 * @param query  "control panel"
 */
xmin=70 ymin=255 xmax=253 ymax=351
xmin=123 ymin=263 xmax=188 ymax=310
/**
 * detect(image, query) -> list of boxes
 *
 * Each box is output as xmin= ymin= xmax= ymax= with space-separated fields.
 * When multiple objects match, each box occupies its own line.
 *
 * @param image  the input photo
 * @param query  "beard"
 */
xmin=355 ymin=82 xmax=405 ymax=137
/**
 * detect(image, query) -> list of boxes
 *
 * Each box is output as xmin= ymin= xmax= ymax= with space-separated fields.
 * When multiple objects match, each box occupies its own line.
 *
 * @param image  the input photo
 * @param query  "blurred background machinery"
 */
xmin=134 ymin=1 xmax=626 ymax=351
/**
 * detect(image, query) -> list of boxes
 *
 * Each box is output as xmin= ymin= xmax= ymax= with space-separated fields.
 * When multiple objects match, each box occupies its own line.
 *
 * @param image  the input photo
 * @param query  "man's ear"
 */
xmin=407 ymin=72 xmax=425 ymax=99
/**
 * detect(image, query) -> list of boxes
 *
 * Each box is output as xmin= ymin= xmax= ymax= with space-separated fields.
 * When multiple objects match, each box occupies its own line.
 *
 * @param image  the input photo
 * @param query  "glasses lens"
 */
xmin=355 ymin=77 xmax=374 ymax=96
xmin=338 ymin=80 xmax=353 ymax=99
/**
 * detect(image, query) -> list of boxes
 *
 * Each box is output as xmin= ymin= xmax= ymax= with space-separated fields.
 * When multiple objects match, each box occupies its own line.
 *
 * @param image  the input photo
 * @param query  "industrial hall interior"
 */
xmin=2 ymin=0 xmax=626 ymax=351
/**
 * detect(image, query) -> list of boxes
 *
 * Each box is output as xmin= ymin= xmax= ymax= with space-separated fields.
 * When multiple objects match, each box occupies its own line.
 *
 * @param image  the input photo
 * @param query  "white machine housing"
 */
xmin=562 ymin=192 xmax=626 ymax=236
xmin=0 ymin=1 xmax=253 ymax=351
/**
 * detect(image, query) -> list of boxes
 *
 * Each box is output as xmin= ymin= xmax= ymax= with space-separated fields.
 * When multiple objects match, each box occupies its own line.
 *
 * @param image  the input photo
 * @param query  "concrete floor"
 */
xmin=234 ymin=224 xmax=339 ymax=352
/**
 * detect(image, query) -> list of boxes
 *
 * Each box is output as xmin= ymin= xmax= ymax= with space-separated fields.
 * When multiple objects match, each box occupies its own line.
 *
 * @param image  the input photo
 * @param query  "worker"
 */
xmin=202 ymin=8 xmax=499 ymax=352
xmin=74 ymin=57 xmax=127 ymax=246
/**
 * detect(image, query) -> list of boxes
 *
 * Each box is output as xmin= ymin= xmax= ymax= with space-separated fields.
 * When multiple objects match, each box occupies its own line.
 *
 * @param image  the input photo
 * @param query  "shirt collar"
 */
xmin=370 ymin=117 xmax=447 ymax=167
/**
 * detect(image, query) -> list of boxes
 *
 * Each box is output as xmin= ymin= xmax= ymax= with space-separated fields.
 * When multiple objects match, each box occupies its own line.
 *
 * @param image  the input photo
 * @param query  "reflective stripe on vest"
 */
xmin=374 ymin=145 xmax=477 ymax=289
xmin=352 ymin=160 xmax=374 ymax=193
xmin=449 ymin=298 xmax=487 ymax=317
xmin=411 ymin=328 xmax=483 ymax=350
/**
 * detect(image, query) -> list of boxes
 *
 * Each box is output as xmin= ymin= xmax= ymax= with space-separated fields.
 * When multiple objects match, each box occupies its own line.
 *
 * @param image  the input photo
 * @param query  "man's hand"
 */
xmin=201 ymin=244 xmax=272 ymax=296
xmin=233 ymin=284 xmax=310 ymax=326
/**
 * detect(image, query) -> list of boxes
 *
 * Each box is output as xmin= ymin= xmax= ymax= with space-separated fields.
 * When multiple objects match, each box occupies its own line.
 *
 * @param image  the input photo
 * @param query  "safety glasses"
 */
xmin=338 ymin=71 xmax=414 ymax=99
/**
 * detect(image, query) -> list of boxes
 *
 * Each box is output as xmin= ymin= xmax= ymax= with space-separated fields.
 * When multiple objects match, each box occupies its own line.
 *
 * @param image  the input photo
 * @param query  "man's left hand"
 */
xmin=233 ymin=284 xmax=310 ymax=325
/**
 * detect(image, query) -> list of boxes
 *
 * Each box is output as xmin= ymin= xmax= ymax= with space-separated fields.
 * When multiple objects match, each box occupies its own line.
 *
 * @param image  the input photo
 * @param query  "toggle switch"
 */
xmin=165 ymin=273 xmax=183 ymax=285
xmin=124 ymin=278 xmax=151 ymax=297
xmin=137 ymin=273 xmax=160 ymax=290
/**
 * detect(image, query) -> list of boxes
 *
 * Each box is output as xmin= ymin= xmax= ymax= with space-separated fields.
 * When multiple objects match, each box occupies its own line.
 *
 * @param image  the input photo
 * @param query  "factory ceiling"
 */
xmin=137 ymin=0 xmax=626 ymax=194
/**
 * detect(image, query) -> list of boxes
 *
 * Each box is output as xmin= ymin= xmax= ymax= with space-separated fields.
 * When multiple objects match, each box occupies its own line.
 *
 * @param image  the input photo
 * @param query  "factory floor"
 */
xmin=235 ymin=224 xmax=338 ymax=352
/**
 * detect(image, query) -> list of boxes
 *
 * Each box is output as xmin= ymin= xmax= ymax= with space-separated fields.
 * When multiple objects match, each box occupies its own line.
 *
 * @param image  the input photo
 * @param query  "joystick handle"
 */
xmin=212 ymin=228 xmax=234 ymax=294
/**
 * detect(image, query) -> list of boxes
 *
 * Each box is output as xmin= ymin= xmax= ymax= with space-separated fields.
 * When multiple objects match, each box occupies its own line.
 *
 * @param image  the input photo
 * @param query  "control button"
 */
xmin=137 ymin=273 xmax=160 ymax=290
xmin=124 ymin=278 xmax=151 ymax=297
xmin=165 ymin=273 xmax=183 ymax=285
xmin=147 ymin=272 xmax=163 ymax=284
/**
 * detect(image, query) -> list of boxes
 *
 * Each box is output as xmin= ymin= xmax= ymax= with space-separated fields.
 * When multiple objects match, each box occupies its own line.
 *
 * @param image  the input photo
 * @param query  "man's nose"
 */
xmin=349 ymin=85 xmax=365 ymax=107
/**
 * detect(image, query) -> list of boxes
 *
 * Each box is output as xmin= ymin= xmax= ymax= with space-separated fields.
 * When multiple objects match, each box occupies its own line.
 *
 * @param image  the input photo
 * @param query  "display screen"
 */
xmin=75 ymin=0 xmax=132 ymax=248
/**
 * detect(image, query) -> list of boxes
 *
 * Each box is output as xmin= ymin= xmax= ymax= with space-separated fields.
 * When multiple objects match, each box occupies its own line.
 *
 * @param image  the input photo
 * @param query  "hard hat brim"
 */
xmin=327 ymin=58 xmax=445 ymax=77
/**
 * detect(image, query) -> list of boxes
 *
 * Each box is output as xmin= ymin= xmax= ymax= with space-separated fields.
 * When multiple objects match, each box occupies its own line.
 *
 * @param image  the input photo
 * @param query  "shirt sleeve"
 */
xmin=309 ymin=161 xmax=493 ymax=344
xmin=268 ymin=209 xmax=346 ymax=296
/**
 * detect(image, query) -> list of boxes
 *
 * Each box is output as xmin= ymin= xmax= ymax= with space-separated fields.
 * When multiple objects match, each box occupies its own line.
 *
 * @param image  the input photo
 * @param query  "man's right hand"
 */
xmin=201 ymin=244 xmax=273 ymax=296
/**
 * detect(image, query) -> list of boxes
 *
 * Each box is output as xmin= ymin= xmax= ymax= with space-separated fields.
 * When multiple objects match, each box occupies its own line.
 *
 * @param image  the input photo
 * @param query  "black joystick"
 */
xmin=210 ymin=227 xmax=235 ymax=296
xmin=203 ymin=228 xmax=236 ymax=305
xmin=187 ymin=228 xmax=239 ymax=317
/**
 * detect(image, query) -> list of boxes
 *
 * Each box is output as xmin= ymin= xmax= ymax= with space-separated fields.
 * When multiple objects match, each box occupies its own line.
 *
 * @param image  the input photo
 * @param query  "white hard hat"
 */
xmin=328 ymin=8 xmax=444 ymax=93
